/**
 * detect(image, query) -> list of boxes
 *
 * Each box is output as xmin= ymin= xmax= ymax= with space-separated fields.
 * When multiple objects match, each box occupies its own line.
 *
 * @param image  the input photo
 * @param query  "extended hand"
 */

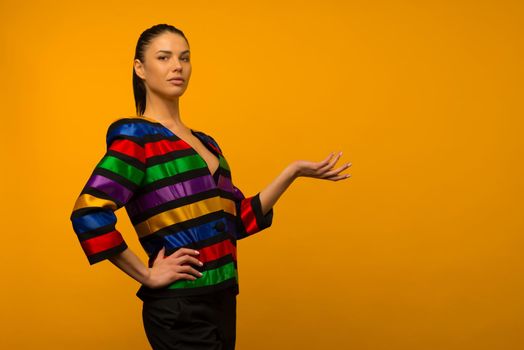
xmin=292 ymin=151 xmax=351 ymax=181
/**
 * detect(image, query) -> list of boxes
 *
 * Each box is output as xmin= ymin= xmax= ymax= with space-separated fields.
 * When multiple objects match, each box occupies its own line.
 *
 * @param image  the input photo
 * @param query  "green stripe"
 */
xmin=218 ymin=154 xmax=230 ymax=171
xmin=144 ymin=154 xmax=206 ymax=185
xmin=167 ymin=261 xmax=237 ymax=289
xmin=97 ymin=155 xmax=144 ymax=185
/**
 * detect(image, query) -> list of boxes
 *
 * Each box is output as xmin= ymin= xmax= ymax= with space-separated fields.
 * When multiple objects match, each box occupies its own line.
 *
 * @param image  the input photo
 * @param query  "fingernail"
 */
xmin=199 ymin=261 xmax=203 ymax=266
xmin=195 ymin=250 xmax=199 ymax=254
xmin=199 ymin=272 xmax=203 ymax=276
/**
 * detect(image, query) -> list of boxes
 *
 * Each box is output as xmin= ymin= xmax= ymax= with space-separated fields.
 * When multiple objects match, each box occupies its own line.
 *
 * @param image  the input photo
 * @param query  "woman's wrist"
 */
xmin=108 ymin=248 xmax=155 ymax=288
xmin=286 ymin=161 xmax=301 ymax=181
xmin=141 ymin=268 xmax=155 ymax=288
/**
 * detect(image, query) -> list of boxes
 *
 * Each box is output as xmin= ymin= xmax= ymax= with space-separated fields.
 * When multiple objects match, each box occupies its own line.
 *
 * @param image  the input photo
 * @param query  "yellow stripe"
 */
xmin=135 ymin=196 xmax=236 ymax=237
xmin=220 ymin=197 xmax=236 ymax=216
xmin=72 ymin=193 xmax=117 ymax=211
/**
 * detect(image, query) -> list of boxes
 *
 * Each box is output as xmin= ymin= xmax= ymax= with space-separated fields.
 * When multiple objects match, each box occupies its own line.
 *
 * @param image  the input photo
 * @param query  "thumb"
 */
xmin=155 ymin=246 xmax=166 ymax=262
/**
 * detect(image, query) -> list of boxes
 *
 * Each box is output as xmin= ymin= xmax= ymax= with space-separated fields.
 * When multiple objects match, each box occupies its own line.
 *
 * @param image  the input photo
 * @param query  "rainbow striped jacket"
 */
xmin=70 ymin=116 xmax=274 ymax=299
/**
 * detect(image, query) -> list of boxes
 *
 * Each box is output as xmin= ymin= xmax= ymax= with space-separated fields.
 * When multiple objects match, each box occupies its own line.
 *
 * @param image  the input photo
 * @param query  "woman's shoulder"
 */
xmin=105 ymin=116 xmax=155 ymax=146
xmin=107 ymin=115 xmax=156 ymax=130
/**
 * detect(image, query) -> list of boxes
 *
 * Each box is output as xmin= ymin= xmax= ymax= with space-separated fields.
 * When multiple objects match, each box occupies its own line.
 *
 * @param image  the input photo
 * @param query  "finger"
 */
xmin=177 ymin=273 xmax=197 ymax=281
xmin=323 ymin=152 xmax=335 ymax=163
xmin=172 ymin=247 xmax=200 ymax=258
xmin=312 ymin=151 xmax=342 ymax=174
xmin=319 ymin=160 xmax=350 ymax=176
xmin=319 ymin=151 xmax=343 ymax=171
xmin=156 ymin=246 xmax=165 ymax=260
xmin=182 ymin=265 xmax=204 ymax=278
xmin=325 ymin=173 xmax=351 ymax=181
xmin=317 ymin=152 xmax=336 ymax=168
xmin=181 ymin=255 xmax=204 ymax=267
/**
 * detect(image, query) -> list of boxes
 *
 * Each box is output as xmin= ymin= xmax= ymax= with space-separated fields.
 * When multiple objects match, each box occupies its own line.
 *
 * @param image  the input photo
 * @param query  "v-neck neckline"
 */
xmin=134 ymin=115 xmax=221 ymax=183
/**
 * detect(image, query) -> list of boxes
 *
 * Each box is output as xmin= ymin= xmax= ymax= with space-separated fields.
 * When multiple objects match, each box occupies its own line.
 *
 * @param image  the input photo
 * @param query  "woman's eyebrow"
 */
xmin=156 ymin=50 xmax=190 ymax=55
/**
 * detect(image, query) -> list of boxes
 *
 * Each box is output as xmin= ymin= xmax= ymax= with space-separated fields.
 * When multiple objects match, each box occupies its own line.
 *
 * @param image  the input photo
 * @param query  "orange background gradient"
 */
xmin=1 ymin=1 xmax=523 ymax=349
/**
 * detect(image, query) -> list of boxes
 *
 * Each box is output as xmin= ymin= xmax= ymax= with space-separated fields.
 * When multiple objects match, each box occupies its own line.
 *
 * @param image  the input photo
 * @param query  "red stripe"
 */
xmin=197 ymin=239 xmax=237 ymax=263
xmin=109 ymin=139 xmax=145 ymax=163
xmin=207 ymin=142 xmax=222 ymax=155
xmin=145 ymin=139 xmax=191 ymax=158
xmin=239 ymin=197 xmax=260 ymax=234
xmin=81 ymin=230 xmax=124 ymax=256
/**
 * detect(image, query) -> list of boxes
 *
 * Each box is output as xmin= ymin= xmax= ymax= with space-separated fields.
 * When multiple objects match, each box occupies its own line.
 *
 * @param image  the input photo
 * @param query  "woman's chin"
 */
xmin=162 ymin=88 xmax=188 ymax=99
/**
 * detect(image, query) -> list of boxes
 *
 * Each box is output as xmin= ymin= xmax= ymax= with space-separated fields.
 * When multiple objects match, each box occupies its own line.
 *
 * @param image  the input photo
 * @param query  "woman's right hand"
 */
xmin=144 ymin=247 xmax=204 ymax=289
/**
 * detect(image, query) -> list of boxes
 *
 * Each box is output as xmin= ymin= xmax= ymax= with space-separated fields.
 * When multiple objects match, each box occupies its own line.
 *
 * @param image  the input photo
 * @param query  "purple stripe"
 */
xmin=126 ymin=175 xmax=216 ymax=217
xmin=218 ymin=176 xmax=245 ymax=201
xmin=86 ymin=175 xmax=132 ymax=203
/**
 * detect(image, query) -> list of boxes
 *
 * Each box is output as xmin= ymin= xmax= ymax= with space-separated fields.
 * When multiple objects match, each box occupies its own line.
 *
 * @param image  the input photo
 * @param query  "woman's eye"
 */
xmin=158 ymin=56 xmax=189 ymax=62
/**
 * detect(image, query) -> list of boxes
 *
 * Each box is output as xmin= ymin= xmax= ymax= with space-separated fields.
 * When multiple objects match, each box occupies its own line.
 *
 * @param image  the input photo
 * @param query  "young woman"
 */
xmin=70 ymin=23 xmax=351 ymax=350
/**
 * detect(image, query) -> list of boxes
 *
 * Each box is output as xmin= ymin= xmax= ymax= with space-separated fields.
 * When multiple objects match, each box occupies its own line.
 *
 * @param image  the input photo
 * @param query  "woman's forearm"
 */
xmin=258 ymin=163 xmax=298 ymax=216
xmin=108 ymin=247 xmax=152 ymax=287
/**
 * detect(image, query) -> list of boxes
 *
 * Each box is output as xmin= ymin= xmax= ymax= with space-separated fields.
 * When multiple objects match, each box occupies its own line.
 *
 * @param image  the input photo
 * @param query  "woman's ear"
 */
xmin=134 ymin=59 xmax=146 ymax=80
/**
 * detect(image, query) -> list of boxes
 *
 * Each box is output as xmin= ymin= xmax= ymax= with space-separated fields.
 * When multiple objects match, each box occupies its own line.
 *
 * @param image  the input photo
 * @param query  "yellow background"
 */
xmin=1 ymin=0 xmax=523 ymax=349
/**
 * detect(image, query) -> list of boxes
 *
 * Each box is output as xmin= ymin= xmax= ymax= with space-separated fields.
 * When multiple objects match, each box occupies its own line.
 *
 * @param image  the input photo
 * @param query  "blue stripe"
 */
xmin=140 ymin=218 xmax=228 ymax=254
xmin=106 ymin=121 xmax=173 ymax=145
xmin=72 ymin=211 xmax=117 ymax=233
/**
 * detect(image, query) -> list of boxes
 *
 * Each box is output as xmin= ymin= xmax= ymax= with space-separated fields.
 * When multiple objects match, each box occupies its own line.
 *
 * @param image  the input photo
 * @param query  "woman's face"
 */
xmin=134 ymin=32 xmax=192 ymax=99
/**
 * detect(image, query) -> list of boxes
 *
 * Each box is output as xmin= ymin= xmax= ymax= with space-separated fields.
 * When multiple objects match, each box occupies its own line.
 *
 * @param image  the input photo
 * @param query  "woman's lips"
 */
xmin=168 ymin=79 xmax=184 ymax=85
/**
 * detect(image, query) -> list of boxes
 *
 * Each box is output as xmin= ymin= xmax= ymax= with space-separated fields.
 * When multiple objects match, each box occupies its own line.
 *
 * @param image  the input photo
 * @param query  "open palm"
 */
xmin=294 ymin=151 xmax=352 ymax=181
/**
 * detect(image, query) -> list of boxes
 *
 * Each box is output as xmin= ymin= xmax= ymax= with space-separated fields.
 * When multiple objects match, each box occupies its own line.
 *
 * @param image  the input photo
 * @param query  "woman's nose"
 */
xmin=171 ymin=59 xmax=182 ymax=70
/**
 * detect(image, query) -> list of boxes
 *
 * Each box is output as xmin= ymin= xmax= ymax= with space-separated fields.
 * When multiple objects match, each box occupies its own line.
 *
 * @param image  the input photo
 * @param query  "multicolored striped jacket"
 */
xmin=70 ymin=116 xmax=274 ymax=299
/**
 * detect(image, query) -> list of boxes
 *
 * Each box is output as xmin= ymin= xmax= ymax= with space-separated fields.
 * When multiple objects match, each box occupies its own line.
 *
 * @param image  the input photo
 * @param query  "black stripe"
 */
xmin=90 ymin=167 xmax=140 ymax=192
xmin=76 ymin=223 xmax=117 ymax=241
xmin=146 ymin=147 xmax=195 ymax=166
xmin=195 ymin=231 xmax=232 ymax=252
xmin=106 ymin=133 xmax=144 ymax=147
xmin=251 ymin=192 xmax=274 ymax=230
xmin=143 ymin=133 xmax=181 ymax=143
xmin=135 ymin=167 xmax=213 ymax=197
xmin=217 ymin=187 xmax=238 ymax=202
xmin=220 ymin=167 xmax=231 ymax=178
xmin=199 ymin=253 xmax=235 ymax=272
xmin=87 ymin=241 xmax=128 ymax=265
xmin=106 ymin=149 xmax=145 ymax=170
xmin=78 ymin=187 xmax=125 ymax=208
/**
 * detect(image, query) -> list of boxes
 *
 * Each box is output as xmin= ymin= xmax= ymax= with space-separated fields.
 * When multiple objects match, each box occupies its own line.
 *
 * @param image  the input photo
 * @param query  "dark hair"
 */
xmin=133 ymin=24 xmax=189 ymax=116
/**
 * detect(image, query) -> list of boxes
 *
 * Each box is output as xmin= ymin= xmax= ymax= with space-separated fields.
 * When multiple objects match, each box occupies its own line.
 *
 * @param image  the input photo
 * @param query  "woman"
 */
xmin=70 ymin=23 xmax=351 ymax=350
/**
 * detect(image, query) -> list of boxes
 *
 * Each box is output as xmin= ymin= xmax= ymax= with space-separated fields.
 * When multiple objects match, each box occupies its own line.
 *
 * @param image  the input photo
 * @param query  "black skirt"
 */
xmin=141 ymin=285 xmax=237 ymax=350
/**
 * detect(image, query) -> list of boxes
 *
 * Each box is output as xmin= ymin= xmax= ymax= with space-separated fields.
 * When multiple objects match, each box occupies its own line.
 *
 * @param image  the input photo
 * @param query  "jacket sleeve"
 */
xmin=69 ymin=120 xmax=146 ymax=265
xmin=231 ymin=185 xmax=274 ymax=240
xmin=203 ymin=132 xmax=274 ymax=240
